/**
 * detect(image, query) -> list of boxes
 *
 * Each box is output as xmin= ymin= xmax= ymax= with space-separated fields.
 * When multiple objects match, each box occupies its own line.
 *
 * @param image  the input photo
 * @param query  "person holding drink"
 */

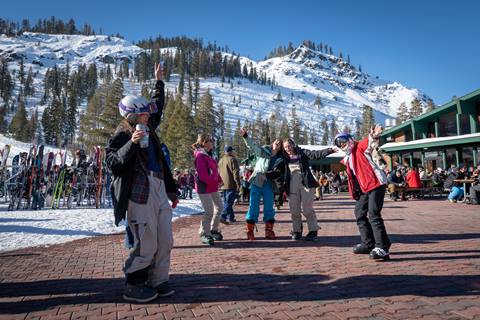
xmin=106 ymin=62 xmax=178 ymax=303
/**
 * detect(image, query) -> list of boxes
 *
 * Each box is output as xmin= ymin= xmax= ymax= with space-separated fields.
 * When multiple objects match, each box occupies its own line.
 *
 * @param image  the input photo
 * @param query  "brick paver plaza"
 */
xmin=0 ymin=194 xmax=479 ymax=319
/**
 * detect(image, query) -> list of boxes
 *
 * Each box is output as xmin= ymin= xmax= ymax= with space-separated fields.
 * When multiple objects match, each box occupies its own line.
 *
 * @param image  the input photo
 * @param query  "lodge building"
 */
xmin=380 ymin=88 xmax=480 ymax=171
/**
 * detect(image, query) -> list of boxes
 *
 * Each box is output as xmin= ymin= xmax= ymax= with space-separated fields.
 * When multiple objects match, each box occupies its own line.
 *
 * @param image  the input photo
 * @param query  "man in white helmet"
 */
xmin=106 ymin=62 xmax=177 ymax=303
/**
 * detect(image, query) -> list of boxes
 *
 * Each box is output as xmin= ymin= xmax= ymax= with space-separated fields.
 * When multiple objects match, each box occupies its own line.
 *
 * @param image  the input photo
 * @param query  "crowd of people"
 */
xmin=105 ymin=61 xmax=478 ymax=303
xmin=385 ymin=163 xmax=480 ymax=204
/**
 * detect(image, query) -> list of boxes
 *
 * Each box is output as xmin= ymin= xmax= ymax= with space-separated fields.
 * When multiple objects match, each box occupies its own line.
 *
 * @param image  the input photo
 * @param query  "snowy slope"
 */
xmin=0 ymin=32 xmax=433 ymax=137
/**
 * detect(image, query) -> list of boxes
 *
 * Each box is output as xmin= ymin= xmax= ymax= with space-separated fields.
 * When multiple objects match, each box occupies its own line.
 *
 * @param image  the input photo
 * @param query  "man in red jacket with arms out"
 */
xmin=334 ymin=125 xmax=391 ymax=261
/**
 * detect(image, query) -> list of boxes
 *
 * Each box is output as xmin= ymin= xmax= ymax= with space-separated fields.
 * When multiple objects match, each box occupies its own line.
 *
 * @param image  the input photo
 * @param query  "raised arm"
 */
xmin=149 ymin=62 xmax=165 ymax=130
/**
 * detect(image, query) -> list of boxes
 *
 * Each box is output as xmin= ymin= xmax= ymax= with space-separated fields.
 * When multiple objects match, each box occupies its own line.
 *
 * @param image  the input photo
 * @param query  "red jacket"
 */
xmin=341 ymin=136 xmax=388 ymax=200
xmin=406 ymin=170 xmax=422 ymax=188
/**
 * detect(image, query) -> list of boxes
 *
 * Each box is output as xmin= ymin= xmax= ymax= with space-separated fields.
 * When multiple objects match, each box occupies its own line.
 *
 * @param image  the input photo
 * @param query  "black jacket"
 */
xmin=284 ymin=147 xmax=334 ymax=195
xmin=265 ymin=153 xmax=286 ymax=194
xmin=106 ymin=80 xmax=177 ymax=226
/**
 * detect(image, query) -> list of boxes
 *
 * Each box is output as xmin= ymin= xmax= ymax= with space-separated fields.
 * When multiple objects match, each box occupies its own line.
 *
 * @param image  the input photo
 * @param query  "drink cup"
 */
xmin=135 ymin=124 xmax=149 ymax=148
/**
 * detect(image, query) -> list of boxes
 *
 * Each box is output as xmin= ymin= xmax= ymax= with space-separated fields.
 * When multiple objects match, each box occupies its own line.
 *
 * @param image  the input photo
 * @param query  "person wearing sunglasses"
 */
xmin=334 ymin=125 xmax=391 ymax=261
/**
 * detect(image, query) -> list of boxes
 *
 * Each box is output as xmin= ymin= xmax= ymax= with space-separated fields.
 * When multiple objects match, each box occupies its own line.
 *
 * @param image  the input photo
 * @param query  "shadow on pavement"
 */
xmin=1 ymin=273 xmax=479 ymax=313
xmin=175 ymin=233 xmax=480 ymax=249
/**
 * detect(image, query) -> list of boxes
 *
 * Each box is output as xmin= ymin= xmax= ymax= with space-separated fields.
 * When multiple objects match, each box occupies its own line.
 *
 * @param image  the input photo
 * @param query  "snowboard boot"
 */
xmin=246 ymin=221 xmax=255 ymax=240
xmin=265 ymin=221 xmax=276 ymax=239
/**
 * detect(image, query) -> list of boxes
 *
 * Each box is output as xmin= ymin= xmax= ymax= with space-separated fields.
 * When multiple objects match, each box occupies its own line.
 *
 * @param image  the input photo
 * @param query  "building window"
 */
xmin=412 ymin=151 xmax=422 ymax=168
xmin=460 ymin=114 xmax=471 ymax=135
xmin=438 ymin=112 xmax=457 ymax=137
xmin=445 ymin=148 xmax=457 ymax=168
xmin=461 ymin=147 xmax=474 ymax=170
xmin=427 ymin=122 xmax=436 ymax=138
xmin=424 ymin=150 xmax=443 ymax=172
xmin=476 ymin=102 xmax=480 ymax=133
xmin=404 ymin=130 xmax=413 ymax=142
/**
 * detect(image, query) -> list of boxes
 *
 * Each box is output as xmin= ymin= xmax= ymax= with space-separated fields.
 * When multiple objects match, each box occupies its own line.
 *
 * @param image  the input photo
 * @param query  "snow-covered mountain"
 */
xmin=0 ymin=32 xmax=432 ymax=135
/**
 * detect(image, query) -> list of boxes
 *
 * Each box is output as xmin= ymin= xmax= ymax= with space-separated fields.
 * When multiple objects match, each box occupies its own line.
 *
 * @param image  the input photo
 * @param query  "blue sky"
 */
xmin=2 ymin=0 xmax=479 ymax=104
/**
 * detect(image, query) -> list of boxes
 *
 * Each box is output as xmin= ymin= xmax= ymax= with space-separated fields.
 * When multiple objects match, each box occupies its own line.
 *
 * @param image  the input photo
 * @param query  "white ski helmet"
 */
xmin=118 ymin=95 xmax=157 ymax=118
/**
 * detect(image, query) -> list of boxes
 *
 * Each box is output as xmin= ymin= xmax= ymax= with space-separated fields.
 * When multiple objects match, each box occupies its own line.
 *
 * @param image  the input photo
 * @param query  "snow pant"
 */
xmin=124 ymin=175 xmax=173 ymax=287
xmin=448 ymin=186 xmax=464 ymax=200
xmin=221 ymin=189 xmax=238 ymax=221
xmin=354 ymin=185 xmax=391 ymax=251
xmin=288 ymin=173 xmax=319 ymax=233
xmin=470 ymin=184 xmax=480 ymax=204
xmin=246 ymin=180 xmax=275 ymax=223
xmin=198 ymin=191 xmax=223 ymax=236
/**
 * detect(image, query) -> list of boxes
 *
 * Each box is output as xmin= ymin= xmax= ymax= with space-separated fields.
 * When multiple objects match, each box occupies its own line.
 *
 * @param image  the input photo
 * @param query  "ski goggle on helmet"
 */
xmin=118 ymin=95 xmax=158 ymax=118
xmin=334 ymin=133 xmax=353 ymax=148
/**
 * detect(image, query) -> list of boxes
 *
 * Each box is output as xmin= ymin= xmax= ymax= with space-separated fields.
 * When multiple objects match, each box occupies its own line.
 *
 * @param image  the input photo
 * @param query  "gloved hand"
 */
xmin=167 ymin=192 xmax=178 ymax=206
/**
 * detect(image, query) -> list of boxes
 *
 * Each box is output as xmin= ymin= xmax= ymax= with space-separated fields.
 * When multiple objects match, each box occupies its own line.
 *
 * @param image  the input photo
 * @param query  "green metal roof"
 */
xmin=380 ymin=133 xmax=480 ymax=152
xmin=380 ymin=87 xmax=480 ymax=137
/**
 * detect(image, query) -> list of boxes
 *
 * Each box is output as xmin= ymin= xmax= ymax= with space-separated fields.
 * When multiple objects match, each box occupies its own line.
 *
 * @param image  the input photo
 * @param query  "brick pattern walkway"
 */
xmin=1 ymin=195 xmax=479 ymax=319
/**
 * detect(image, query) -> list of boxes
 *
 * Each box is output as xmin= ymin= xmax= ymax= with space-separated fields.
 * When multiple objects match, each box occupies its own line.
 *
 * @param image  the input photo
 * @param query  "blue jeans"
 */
xmin=246 ymin=180 xmax=275 ymax=223
xmin=448 ymin=186 xmax=464 ymax=200
xmin=221 ymin=189 xmax=238 ymax=221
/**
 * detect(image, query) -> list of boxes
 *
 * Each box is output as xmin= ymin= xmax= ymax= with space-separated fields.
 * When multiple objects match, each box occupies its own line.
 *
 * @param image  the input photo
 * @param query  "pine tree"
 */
xmin=314 ymin=95 xmax=322 ymax=110
xmin=216 ymin=105 xmax=225 ymax=156
xmin=309 ymin=128 xmax=317 ymax=145
xmin=290 ymin=107 xmax=301 ymax=143
xmin=85 ymin=63 xmax=98 ymax=99
xmin=425 ymin=100 xmax=435 ymax=112
xmin=194 ymin=89 xmax=216 ymax=135
xmin=98 ymin=79 xmax=124 ymax=142
xmin=18 ymin=57 xmax=25 ymax=84
xmin=409 ymin=98 xmax=423 ymax=119
xmin=320 ymin=119 xmax=329 ymax=145
xmin=232 ymin=119 xmax=244 ymax=159
xmin=329 ymin=119 xmax=339 ymax=144
xmin=64 ymin=86 xmax=78 ymax=145
xmin=159 ymin=92 xmax=176 ymax=138
xmin=279 ymin=119 xmax=290 ymax=139
xmin=78 ymin=86 xmax=105 ymax=149
xmin=9 ymin=99 xmax=29 ymax=142
xmin=165 ymin=95 xmax=195 ymax=169
xmin=360 ymin=104 xmax=374 ymax=138
xmin=187 ymin=75 xmax=193 ymax=111
xmin=193 ymin=76 xmax=200 ymax=111
xmin=0 ymin=106 xmax=7 ymax=133
xmin=0 ymin=58 xmax=14 ymax=103
xmin=396 ymin=102 xmax=409 ymax=124
xmin=24 ymin=66 xmax=35 ymax=96
xmin=178 ymin=72 xmax=185 ymax=96
xmin=354 ymin=119 xmax=362 ymax=140
xmin=26 ymin=108 xmax=38 ymax=141
xmin=273 ymin=89 xmax=283 ymax=102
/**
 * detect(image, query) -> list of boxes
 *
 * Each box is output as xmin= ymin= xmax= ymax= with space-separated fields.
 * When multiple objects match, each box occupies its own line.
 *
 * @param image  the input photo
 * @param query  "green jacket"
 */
xmin=242 ymin=135 xmax=272 ymax=187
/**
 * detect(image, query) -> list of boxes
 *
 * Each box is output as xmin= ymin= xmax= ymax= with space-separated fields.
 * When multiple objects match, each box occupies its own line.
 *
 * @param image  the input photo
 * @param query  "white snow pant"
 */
xmin=198 ymin=192 xmax=223 ymax=236
xmin=288 ymin=173 xmax=319 ymax=233
xmin=124 ymin=175 xmax=173 ymax=287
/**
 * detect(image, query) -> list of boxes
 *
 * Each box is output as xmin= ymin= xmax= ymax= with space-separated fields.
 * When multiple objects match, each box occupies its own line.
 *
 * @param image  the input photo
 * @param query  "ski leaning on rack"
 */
xmin=51 ymin=150 xmax=67 ymax=209
xmin=94 ymin=146 xmax=103 ymax=209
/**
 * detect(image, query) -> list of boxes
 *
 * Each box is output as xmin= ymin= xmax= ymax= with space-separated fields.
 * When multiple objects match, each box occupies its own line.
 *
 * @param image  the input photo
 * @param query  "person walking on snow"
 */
xmin=106 ymin=62 xmax=177 ymax=303
xmin=334 ymin=126 xmax=391 ymax=261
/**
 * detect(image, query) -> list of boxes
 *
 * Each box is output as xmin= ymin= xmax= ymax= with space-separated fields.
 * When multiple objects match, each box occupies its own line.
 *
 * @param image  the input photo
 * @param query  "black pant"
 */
xmin=470 ymin=184 xmax=480 ymax=204
xmin=354 ymin=185 xmax=391 ymax=250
